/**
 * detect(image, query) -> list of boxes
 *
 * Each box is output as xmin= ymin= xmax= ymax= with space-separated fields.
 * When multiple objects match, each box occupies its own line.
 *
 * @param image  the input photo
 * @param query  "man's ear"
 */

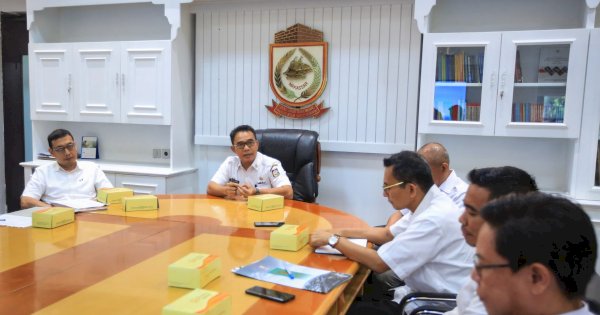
xmin=441 ymin=162 xmax=449 ymax=172
xmin=48 ymin=147 xmax=55 ymax=157
xmin=230 ymin=145 xmax=236 ymax=154
xmin=528 ymin=263 xmax=552 ymax=296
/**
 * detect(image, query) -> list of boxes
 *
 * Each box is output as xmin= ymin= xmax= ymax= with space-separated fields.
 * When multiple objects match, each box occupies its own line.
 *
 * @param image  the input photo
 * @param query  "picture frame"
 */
xmin=81 ymin=136 xmax=99 ymax=159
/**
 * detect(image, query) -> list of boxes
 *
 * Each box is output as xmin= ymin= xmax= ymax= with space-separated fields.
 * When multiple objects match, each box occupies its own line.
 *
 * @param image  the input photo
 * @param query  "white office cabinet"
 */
xmin=30 ymin=41 xmax=171 ymax=125
xmin=120 ymin=41 xmax=171 ymax=125
xmin=419 ymin=29 xmax=588 ymax=138
xmin=29 ymin=44 xmax=72 ymax=121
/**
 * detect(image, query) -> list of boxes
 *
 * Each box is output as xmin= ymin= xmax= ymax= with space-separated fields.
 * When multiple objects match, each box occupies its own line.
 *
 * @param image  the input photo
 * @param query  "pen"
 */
xmin=283 ymin=264 xmax=294 ymax=280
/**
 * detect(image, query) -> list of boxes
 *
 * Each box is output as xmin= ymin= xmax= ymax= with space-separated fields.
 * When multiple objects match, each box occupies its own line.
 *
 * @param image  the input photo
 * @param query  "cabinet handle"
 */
xmin=499 ymin=72 xmax=507 ymax=99
xmin=67 ymin=74 xmax=72 ymax=94
xmin=490 ymin=72 xmax=497 ymax=90
xmin=116 ymin=73 xmax=119 ymax=87
xmin=121 ymin=74 xmax=125 ymax=91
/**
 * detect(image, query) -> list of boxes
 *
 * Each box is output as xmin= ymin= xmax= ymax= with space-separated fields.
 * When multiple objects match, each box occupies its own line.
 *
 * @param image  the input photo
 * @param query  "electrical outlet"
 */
xmin=153 ymin=148 xmax=161 ymax=159
xmin=162 ymin=149 xmax=170 ymax=159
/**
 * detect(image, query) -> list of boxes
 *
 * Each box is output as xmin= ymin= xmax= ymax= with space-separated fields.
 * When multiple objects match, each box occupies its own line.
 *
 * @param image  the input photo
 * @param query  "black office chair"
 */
xmin=398 ymin=292 xmax=457 ymax=315
xmin=255 ymin=128 xmax=321 ymax=203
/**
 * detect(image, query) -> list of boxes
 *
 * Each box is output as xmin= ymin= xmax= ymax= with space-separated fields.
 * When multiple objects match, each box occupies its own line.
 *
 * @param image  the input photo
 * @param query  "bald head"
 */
xmin=418 ymin=142 xmax=450 ymax=186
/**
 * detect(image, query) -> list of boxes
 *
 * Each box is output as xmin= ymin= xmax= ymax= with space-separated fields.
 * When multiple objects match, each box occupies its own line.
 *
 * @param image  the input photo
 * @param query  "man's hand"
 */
xmin=309 ymin=230 xmax=334 ymax=248
xmin=237 ymin=183 xmax=256 ymax=198
xmin=224 ymin=182 xmax=240 ymax=200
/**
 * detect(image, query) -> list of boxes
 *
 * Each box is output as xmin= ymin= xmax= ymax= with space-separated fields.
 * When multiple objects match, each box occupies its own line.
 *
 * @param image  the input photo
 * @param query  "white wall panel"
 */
xmin=193 ymin=1 xmax=420 ymax=153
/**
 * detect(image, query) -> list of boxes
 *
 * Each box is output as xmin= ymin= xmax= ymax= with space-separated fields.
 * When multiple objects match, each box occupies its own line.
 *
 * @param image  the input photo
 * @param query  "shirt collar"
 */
xmin=52 ymin=160 xmax=80 ymax=173
xmin=234 ymin=152 xmax=263 ymax=171
xmin=438 ymin=169 xmax=457 ymax=193
xmin=412 ymin=185 xmax=441 ymax=218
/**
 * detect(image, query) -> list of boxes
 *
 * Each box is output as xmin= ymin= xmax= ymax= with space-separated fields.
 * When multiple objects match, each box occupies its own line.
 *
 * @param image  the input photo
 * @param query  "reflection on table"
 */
xmin=0 ymin=195 xmax=370 ymax=315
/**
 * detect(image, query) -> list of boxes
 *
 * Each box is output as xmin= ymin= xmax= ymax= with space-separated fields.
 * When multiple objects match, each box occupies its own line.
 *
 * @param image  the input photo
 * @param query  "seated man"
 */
xmin=385 ymin=142 xmax=468 ymax=227
xmin=444 ymin=166 xmax=538 ymax=315
xmin=476 ymin=193 xmax=597 ymax=315
xmin=207 ymin=125 xmax=293 ymax=200
xmin=20 ymin=129 xmax=113 ymax=208
xmin=310 ymin=151 xmax=473 ymax=314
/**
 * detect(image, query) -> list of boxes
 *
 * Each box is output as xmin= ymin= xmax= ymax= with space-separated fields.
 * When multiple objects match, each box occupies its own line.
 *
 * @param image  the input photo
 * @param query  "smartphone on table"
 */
xmin=254 ymin=221 xmax=285 ymax=227
xmin=245 ymin=285 xmax=295 ymax=303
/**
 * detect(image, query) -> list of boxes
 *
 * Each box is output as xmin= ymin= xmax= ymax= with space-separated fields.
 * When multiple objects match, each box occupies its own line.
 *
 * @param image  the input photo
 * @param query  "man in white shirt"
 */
xmin=475 ymin=193 xmax=597 ymax=315
xmin=385 ymin=142 xmax=467 ymax=227
xmin=309 ymin=151 xmax=474 ymax=314
xmin=443 ymin=166 xmax=538 ymax=315
xmin=20 ymin=129 xmax=113 ymax=208
xmin=207 ymin=125 xmax=293 ymax=200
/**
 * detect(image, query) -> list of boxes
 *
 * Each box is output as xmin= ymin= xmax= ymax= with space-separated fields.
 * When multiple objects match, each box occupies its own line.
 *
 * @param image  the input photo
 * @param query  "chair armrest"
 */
xmin=399 ymin=292 xmax=457 ymax=315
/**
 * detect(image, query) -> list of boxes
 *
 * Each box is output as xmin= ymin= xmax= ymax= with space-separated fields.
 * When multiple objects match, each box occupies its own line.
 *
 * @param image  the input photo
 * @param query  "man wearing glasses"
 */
xmin=474 ymin=193 xmax=597 ymax=315
xmin=442 ymin=166 xmax=537 ymax=315
xmin=20 ymin=129 xmax=113 ymax=208
xmin=207 ymin=125 xmax=293 ymax=200
xmin=310 ymin=151 xmax=473 ymax=314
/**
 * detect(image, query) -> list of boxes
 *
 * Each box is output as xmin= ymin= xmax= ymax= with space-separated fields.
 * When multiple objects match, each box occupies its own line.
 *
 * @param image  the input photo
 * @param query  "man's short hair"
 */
xmin=383 ymin=151 xmax=434 ymax=193
xmin=481 ymin=192 xmax=597 ymax=299
xmin=468 ymin=166 xmax=539 ymax=200
xmin=47 ymin=129 xmax=74 ymax=148
xmin=229 ymin=125 xmax=257 ymax=144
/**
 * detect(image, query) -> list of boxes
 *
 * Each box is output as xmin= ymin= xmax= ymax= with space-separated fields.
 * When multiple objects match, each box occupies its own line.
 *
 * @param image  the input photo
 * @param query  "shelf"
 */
xmin=19 ymin=160 xmax=196 ymax=177
xmin=514 ymin=82 xmax=567 ymax=88
xmin=434 ymin=82 xmax=482 ymax=87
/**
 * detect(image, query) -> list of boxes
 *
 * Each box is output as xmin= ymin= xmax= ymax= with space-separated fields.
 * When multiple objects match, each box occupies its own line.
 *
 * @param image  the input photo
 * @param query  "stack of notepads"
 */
xmin=163 ymin=253 xmax=231 ymax=315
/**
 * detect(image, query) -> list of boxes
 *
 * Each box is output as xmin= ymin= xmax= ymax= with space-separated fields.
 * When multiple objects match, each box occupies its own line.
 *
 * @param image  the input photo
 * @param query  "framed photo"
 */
xmin=81 ymin=136 xmax=98 ymax=159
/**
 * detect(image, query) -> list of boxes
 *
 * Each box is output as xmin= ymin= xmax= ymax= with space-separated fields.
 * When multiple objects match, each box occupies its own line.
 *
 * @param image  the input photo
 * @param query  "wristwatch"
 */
xmin=255 ymin=187 xmax=261 ymax=195
xmin=328 ymin=234 xmax=341 ymax=248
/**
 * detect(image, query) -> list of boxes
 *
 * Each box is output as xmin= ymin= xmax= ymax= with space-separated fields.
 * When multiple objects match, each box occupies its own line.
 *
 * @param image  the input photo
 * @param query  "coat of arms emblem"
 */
xmin=267 ymin=24 xmax=329 ymax=119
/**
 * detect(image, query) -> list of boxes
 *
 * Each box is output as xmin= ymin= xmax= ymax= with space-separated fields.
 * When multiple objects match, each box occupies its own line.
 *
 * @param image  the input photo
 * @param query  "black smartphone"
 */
xmin=245 ymin=285 xmax=295 ymax=303
xmin=254 ymin=221 xmax=285 ymax=227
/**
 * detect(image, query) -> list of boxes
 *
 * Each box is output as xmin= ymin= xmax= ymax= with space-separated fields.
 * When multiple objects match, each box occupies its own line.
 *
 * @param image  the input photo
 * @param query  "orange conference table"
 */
xmin=0 ymin=195 xmax=371 ymax=315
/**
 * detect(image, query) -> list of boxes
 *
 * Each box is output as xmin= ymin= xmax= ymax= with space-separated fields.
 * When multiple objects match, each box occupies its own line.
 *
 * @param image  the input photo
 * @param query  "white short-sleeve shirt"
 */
xmin=378 ymin=185 xmax=475 ymax=303
xmin=210 ymin=152 xmax=291 ymax=189
xmin=444 ymin=278 xmax=486 ymax=315
xmin=439 ymin=170 xmax=468 ymax=207
xmin=21 ymin=161 xmax=113 ymax=204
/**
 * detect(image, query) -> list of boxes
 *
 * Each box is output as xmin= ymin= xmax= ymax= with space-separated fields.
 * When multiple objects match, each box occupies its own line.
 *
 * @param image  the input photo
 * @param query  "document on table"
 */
xmin=0 ymin=207 xmax=46 ymax=228
xmin=52 ymin=199 xmax=107 ymax=212
xmin=232 ymin=255 xmax=352 ymax=293
xmin=315 ymin=238 xmax=368 ymax=255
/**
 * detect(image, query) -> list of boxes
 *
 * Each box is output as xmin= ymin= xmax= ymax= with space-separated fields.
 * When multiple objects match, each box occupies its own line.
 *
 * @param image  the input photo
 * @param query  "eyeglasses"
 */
xmin=473 ymin=256 xmax=511 ymax=277
xmin=234 ymin=139 xmax=256 ymax=150
xmin=382 ymin=181 xmax=405 ymax=192
xmin=52 ymin=142 xmax=76 ymax=153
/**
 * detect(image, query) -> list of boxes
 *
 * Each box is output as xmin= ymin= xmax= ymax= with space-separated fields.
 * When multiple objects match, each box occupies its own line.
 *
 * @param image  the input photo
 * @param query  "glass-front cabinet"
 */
xmin=575 ymin=28 xmax=600 ymax=200
xmin=419 ymin=29 xmax=588 ymax=138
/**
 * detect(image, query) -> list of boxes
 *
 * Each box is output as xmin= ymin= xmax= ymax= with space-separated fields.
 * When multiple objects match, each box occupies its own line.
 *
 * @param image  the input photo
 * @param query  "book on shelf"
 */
xmin=512 ymin=103 xmax=544 ymax=122
xmin=80 ymin=136 xmax=99 ymax=159
xmin=37 ymin=153 xmax=55 ymax=160
xmin=466 ymin=103 xmax=480 ymax=121
xmin=514 ymin=50 xmax=523 ymax=83
xmin=537 ymin=46 xmax=569 ymax=83
xmin=542 ymin=96 xmax=565 ymax=123
xmin=436 ymin=51 xmax=484 ymax=83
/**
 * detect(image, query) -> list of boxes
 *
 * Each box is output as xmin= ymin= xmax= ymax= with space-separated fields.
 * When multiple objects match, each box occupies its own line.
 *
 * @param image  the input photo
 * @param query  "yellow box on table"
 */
xmin=269 ymin=224 xmax=309 ymax=251
xmin=162 ymin=289 xmax=231 ymax=315
xmin=96 ymin=188 xmax=134 ymax=204
xmin=168 ymin=253 xmax=221 ymax=289
xmin=247 ymin=194 xmax=284 ymax=211
xmin=32 ymin=207 xmax=74 ymax=228
xmin=123 ymin=195 xmax=158 ymax=211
